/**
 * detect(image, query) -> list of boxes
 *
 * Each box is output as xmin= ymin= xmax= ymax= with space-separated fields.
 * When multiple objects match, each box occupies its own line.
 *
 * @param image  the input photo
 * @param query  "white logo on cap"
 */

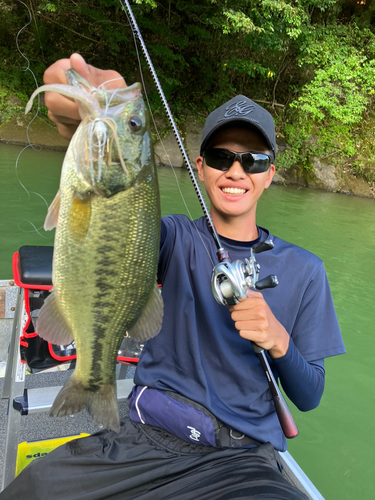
xmin=224 ymin=100 xmax=254 ymax=118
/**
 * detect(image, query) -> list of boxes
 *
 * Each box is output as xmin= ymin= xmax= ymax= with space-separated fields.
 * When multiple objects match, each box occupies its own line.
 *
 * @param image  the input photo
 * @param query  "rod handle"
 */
xmin=251 ymin=342 xmax=299 ymax=439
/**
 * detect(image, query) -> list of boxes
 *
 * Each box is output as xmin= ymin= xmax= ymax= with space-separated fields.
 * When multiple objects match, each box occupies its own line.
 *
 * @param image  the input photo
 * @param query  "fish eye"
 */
xmin=128 ymin=116 xmax=143 ymax=132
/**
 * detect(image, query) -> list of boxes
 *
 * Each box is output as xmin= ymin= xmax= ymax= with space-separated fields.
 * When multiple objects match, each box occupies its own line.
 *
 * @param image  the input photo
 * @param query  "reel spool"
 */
xmin=211 ymin=239 xmax=278 ymax=306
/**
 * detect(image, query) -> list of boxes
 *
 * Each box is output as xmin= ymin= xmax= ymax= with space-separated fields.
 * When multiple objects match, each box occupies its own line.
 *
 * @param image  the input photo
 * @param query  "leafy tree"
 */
xmin=0 ymin=0 xmax=374 ymax=181
xmin=280 ymin=22 xmax=375 ymax=181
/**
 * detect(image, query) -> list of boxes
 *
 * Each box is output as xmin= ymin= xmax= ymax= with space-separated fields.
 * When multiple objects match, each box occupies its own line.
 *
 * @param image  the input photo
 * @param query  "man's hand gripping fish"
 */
xmin=25 ymin=71 xmax=163 ymax=432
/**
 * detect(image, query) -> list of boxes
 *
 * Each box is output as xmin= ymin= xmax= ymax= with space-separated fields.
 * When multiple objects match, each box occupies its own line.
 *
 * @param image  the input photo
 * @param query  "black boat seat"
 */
xmin=18 ymin=246 xmax=53 ymax=286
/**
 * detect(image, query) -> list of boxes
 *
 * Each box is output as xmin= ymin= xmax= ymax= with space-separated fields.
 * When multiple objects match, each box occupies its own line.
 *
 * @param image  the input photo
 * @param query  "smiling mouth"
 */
xmin=221 ymin=187 xmax=247 ymax=195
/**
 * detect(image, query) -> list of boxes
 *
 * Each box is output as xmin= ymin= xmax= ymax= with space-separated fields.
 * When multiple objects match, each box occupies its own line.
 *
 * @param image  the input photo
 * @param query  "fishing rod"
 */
xmin=121 ymin=1 xmax=226 ymax=263
xmin=120 ymin=0 xmax=298 ymax=439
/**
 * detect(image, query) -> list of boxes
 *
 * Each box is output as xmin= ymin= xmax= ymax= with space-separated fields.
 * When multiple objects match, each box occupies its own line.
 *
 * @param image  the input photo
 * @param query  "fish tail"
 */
xmin=50 ymin=375 xmax=120 ymax=433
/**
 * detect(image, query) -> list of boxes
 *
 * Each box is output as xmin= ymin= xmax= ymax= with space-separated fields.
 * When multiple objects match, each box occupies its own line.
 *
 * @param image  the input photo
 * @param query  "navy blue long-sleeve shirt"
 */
xmin=135 ymin=215 xmax=345 ymax=451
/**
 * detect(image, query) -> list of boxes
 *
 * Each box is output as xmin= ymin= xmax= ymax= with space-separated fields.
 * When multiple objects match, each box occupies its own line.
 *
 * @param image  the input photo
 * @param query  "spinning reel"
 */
xmin=211 ymin=238 xmax=279 ymax=306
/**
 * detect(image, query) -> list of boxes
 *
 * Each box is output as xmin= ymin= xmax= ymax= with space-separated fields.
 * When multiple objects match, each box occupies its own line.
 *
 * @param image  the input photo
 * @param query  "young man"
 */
xmin=0 ymin=54 xmax=345 ymax=500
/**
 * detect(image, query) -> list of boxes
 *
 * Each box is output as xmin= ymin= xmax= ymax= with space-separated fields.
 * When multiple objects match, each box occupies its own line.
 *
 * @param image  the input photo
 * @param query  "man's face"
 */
xmin=196 ymin=127 xmax=275 ymax=223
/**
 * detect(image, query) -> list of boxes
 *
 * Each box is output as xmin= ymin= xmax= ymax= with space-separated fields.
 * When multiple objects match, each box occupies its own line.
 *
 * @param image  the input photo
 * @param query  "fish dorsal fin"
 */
xmin=127 ymin=282 xmax=164 ymax=342
xmin=36 ymin=291 xmax=74 ymax=345
xmin=44 ymin=189 xmax=61 ymax=231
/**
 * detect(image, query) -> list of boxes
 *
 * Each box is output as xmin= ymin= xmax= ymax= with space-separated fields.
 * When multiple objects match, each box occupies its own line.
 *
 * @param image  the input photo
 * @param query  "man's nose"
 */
xmin=225 ymin=159 xmax=246 ymax=178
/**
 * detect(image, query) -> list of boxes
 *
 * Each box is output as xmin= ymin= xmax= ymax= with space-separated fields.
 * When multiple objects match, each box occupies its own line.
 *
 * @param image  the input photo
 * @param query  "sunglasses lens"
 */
xmin=242 ymin=154 xmax=270 ymax=173
xmin=204 ymin=149 xmax=234 ymax=170
xmin=204 ymin=149 xmax=271 ymax=173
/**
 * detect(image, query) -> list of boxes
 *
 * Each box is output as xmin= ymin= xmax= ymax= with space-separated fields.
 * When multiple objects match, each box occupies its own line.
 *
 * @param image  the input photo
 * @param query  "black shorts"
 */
xmin=0 ymin=416 xmax=307 ymax=500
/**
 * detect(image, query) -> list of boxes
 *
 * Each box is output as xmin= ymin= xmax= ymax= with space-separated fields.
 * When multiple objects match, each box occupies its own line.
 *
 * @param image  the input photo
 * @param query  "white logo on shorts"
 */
xmin=187 ymin=426 xmax=201 ymax=442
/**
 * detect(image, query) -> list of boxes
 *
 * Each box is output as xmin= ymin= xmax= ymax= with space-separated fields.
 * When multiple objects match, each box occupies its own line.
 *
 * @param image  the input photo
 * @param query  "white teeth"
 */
xmin=222 ymin=187 xmax=246 ymax=195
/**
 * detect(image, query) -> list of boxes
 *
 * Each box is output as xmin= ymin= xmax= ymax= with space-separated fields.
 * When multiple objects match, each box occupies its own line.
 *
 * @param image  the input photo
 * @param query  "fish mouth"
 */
xmin=220 ymin=187 xmax=247 ymax=196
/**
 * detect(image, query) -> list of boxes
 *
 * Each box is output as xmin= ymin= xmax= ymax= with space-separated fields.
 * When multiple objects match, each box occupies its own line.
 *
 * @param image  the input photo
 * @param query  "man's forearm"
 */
xmin=272 ymin=338 xmax=325 ymax=411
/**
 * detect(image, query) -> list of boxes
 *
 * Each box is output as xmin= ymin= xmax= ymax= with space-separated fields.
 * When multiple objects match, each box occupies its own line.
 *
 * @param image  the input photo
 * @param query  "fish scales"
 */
xmin=55 ymin=183 xmax=159 ymax=388
xmin=26 ymin=71 xmax=163 ymax=431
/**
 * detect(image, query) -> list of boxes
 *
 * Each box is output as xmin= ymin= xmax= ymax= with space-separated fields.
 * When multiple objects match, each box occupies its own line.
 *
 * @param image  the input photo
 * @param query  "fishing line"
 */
xmin=121 ymin=3 xmax=215 ymax=266
xmin=14 ymin=0 xmax=50 ymax=234
xmin=97 ymin=77 xmax=126 ymax=91
xmin=16 ymin=0 xmax=41 ymax=150
xmin=18 ymin=220 xmax=49 ymax=239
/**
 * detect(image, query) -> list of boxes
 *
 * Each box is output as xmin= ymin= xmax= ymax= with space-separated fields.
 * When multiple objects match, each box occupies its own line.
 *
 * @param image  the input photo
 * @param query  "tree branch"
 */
xmin=37 ymin=12 xmax=98 ymax=43
xmin=253 ymin=99 xmax=285 ymax=108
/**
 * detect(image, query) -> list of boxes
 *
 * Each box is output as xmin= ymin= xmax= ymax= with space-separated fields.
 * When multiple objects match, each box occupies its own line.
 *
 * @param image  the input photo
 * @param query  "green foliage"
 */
xmin=0 ymin=0 xmax=374 ymax=184
xmin=133 ymin=0 xmax=158 ymax=9
xmin=295 ymin=25 xmax=375 ymax=124
xmin=38 ymin=1 xmax=58 ymax=13
xmin=278 ymin=23 xmax=375 ymax=182
xmin=223 ymin=57 xmax=274 ymax=78
xmin=220 ymin=9 xmax=262 ymax=35
xmin=0 ymin=88 xmax=26 ymax=125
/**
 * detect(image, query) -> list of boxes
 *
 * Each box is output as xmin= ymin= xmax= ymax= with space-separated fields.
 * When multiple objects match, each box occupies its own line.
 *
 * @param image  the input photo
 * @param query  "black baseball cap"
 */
xmin=200 ymin=95 xmax=276 ymax=162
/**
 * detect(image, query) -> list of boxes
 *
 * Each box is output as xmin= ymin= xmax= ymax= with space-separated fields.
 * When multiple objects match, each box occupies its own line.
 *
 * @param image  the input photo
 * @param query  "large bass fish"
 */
xmin=26 ymin=70 xmax=163 ymax=432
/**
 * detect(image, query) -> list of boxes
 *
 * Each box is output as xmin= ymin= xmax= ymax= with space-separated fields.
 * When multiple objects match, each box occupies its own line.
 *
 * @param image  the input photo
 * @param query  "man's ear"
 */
xmin=196 ymin=156 xmax=204 ymax=182
xmin=265 ymin=164 xmax=275 ymax=189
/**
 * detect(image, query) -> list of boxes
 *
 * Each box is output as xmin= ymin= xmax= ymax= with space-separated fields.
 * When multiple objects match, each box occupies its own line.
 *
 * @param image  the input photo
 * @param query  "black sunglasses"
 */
xmin=203 ymin=148 xmax=271 ymax=174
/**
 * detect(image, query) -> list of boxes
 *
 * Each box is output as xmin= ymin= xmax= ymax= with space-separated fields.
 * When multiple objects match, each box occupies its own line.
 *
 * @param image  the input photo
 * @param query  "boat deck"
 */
xmin=0 ymin=367 xmax=136 ymax=491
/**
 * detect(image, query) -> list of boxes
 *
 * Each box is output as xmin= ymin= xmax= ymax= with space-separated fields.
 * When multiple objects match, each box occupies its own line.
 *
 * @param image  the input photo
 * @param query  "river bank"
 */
xmin=1 ymin=112 xmax=373 ymax=199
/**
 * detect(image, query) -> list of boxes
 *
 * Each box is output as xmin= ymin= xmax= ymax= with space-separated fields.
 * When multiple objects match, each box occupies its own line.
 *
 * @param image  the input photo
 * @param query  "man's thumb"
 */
xmin=70 ymin=53 xmax=91 ymax=81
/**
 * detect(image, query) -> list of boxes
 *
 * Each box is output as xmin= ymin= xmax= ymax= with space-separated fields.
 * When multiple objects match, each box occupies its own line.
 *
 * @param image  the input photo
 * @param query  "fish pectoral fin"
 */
xmin=127 ymin=282 xmax=164 ymax=342
xmin=44 ymin=189 xmax=61 ymax=231
xmin=36 ymin=291 xmax=74 ymax=345
xmin=68 ymin=192 xmax=92 ymax=241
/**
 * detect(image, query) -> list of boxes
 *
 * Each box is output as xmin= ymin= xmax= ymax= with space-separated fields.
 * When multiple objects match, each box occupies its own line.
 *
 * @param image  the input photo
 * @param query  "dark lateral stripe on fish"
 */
xmin=95 ymin=277 xmax=115 ymax=291
xmin=103 ymin=234 xmax=121 ymax=243
xmin=89 ymin=326 xmax=120 ymax=388
xmin=96 ymin=258 xmax=116 ymax=270
xmin=89 ymin=257 xmax=140 ymax=385
xmin=93 ymin=301 xmax=113 ymax=309
xmin=95 ymin=268 xmax=117 ymax=277
xmin=87 ymin=381 xmax=101 ymax=392
xmin=93 ymin=297 xmax=113 ymax=326
xmin=94 ymin=290 xmax=112 ymax=300
xmin=94 ymin=290 xmax=112 ymax=301
xmin=89 ymin=317 xmax=110 ymax=386
xmin=97 ymin=244 xmax=116 ymax=253
xmin=87 ymin=236 xmax=131 ymax=387
xmin=98 ymin=214 xmax=118 ymax=227
xmin=93 ymin=279 xmax=109 ymax=292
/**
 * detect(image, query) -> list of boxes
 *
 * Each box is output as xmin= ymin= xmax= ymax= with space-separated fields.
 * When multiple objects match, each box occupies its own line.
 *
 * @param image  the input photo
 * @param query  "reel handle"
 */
xmin=252 ymin=239 xmax=274 ymax=254
xmin=255 ymin=274 xmax=279 ymax=290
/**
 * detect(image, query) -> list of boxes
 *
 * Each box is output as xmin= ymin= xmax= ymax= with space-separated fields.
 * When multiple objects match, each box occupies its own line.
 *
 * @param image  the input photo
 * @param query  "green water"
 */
xmin=1 ymin=143 xmax=374 ymax=499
